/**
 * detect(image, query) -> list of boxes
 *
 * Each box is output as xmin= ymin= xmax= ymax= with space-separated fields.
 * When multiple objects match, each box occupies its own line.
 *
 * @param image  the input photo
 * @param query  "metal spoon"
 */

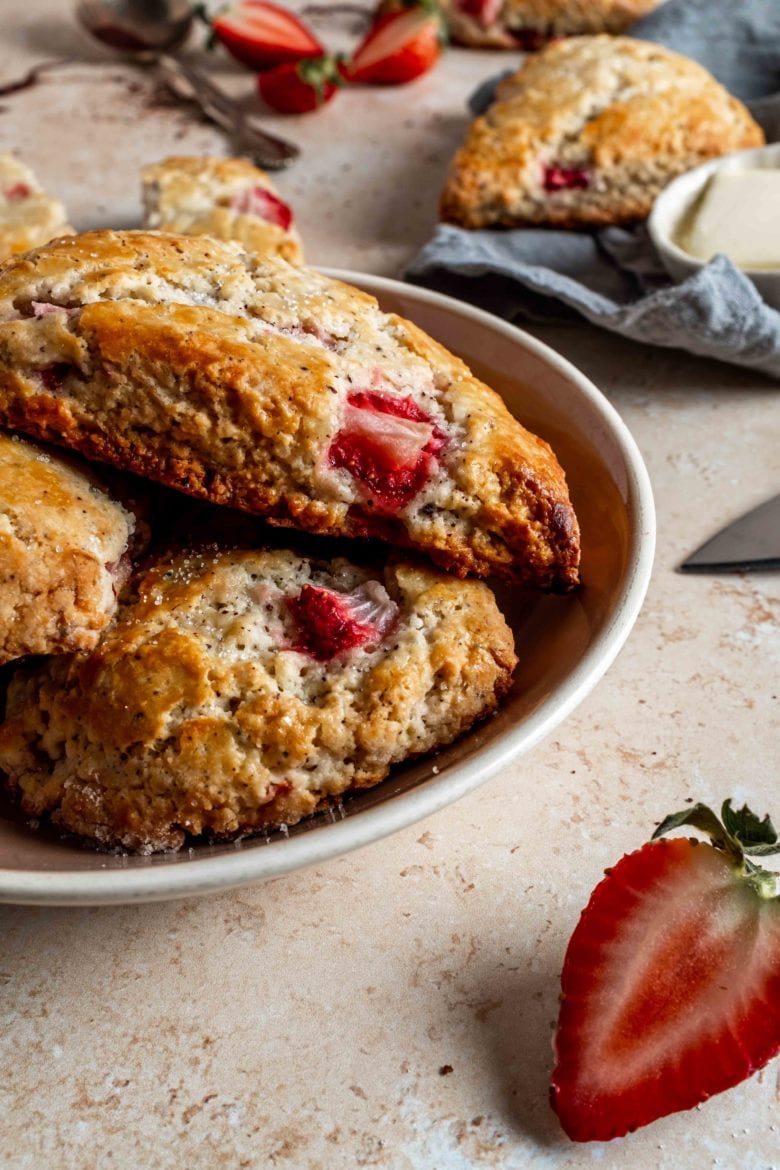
xmin=75 ymin=0 xmax=300 ymax=169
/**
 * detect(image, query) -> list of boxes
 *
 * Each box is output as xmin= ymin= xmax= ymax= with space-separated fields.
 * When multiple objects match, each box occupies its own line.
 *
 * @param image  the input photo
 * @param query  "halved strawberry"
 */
xmin=551 ymin=800 xmax=780 ymax=1142
xmin=258 ymin=54 xmax=341 ymax=113
xmin=328 ymin=389 xmax=446 ymax=513
xmin=203 ymin=0 xmax=324 ymax=70
xmin=287 ymin=581 xmax=398 ymax=661
xmin=343 ymin=3 xmax=445 ymax=86
xmin=231 ymin=185 xmax=293 ymax=230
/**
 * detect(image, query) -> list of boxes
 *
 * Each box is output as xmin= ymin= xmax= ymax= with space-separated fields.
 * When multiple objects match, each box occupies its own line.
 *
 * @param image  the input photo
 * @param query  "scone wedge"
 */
xmin=0 ymin=547 xmax=517 ymax=852
xmin=379 ymin=0 xmax=663 ymax=49
xmin=142 ymin=155 xmax=303 ymax=263
xmin=0 ymin=431 xmax=142 ymax=664
xmin=0 ymin=230 xmax=580 ymax=590
xmin=0 ymin=155 xmax=73 ymax=262
xmin=441 ymin=37 xmax=764 ymax=229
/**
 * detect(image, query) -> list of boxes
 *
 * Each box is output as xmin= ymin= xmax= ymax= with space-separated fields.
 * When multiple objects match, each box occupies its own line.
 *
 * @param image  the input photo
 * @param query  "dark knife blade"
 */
xmin=679 ymin=493 xmax=780 ymax=573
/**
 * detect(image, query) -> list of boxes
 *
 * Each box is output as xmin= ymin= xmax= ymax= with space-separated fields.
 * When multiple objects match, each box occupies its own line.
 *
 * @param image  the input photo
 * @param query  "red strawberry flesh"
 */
xmin=212 ymin=0 xmax=323 ymax=70
xmin=231 ymin=185 xmax=293 ymax=230
xmin=551 ymin=835 xmax=780 ymax=1141
xmin=39 ymin=363 xmax=73 ymax=391
xmin=286 ymin=583 xmax=396 ymax=661
xmin=456 ymin=0 xmax=503 ymax=26
xmin=4 ymin=182 xmax=31 ymax=200
xmin=511 ymin=27 xmax=552 ymax=51
xmin=543 ymin=165 xmax=591 ymax=192
xmin=346 ymin=8 xmax=442 ymax=86
xmin=328 ymin=390 xmax=446 ymax=513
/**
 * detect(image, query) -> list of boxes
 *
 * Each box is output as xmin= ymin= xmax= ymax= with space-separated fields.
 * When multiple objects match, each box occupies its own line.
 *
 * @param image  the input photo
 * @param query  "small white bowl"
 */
xmin=648 ymin=143 xmax=780 ymax=311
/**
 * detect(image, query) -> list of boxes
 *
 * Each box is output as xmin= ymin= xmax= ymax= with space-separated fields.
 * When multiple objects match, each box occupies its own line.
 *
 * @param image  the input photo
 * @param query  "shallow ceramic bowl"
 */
xmin=0 ymin=274 xmax=655 ymax=905
xmin=648 ymin=144 xmax=780 ymax=310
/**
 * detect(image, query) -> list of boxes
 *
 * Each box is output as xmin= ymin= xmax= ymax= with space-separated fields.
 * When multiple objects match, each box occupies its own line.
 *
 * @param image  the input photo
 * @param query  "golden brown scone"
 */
xmin=0 ymin=546 xmax=517 ymax=852
xmin=141 ymin=155 xmax=303 ymax=263
xmin=0 ymin=431 xmax=141 ymax=664
xmin=0 ymin=230 xmax=580 ymax=591
xmin=379 ymin=0 xmax=662 ymax=48
xmin=440 ymin=36 xmax=765 ymax=229
xmin=0 ymin=155 xmax=74 ymax=261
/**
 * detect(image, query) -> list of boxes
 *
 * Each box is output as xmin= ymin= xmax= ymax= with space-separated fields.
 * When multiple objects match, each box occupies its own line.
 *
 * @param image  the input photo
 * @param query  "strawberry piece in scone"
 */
xmin=542 ymin=164 xmax=591 ymax=191
xmin=328 ymin=390 xmax=447 ymax=514
xmin=455 ymin=0 xmax=504 ymax=27
xmin=230 ymin=185 xmax=293 ymax=231
xmin=141 ymin=155 xmax=303 ymax=262
xmin=0 ymin=154 xmax=73 ymax=262
xmin=287 ymin=579 xmax=398 ymax=660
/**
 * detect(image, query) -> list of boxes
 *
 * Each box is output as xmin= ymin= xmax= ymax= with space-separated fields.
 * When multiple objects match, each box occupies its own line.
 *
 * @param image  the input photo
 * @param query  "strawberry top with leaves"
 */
xmin=258 ymin=55 xmax=342 ymax=114
xmin=344 ymin=1 xmax=446 ymax=86
xmin=551 ymin=799 xmax=780 ymax=1142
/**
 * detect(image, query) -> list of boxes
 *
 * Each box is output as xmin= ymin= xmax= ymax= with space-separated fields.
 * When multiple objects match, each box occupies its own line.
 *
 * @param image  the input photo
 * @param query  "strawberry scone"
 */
xmin=0 ymin=431 xmax=142 ymax=664
xmin=380 ymin=0 xmax=663 ymax=49
xmin=141 ymin=155 xmax=303 ymax=263
xmin=0 ymin=230 xmax=580 ymax=590
xmin=440 ymin=37 xmax=764 ymax=229
xmin=0 ymin=155 xmax=73 ymax=262
xmin=0 ymin=547 xmax=517 ymax=851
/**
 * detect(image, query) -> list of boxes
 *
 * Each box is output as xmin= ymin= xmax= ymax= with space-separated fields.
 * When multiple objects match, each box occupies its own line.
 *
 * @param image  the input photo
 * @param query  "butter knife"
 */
xmin=679 ymin=492 xmax=780 ymax=573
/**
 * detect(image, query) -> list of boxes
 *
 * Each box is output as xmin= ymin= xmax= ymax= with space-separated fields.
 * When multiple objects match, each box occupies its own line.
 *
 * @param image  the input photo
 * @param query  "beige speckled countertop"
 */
xmin=1 ymin=5 xmax=779 ymax=1167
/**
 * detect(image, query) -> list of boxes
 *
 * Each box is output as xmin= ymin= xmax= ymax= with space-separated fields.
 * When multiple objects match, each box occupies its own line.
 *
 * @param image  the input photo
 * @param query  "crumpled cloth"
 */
xmin=406 ymin=0 xmax=780 ymax=379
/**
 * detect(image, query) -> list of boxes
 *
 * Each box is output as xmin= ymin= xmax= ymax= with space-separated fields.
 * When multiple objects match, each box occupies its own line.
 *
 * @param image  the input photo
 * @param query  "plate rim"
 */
xmin=0 ymin=272 xmax=655 ymax=905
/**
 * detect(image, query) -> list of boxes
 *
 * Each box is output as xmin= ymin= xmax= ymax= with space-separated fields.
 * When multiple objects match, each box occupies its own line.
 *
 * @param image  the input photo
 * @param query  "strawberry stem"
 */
xmin=653 ymin=798 xmax=780 ymax=897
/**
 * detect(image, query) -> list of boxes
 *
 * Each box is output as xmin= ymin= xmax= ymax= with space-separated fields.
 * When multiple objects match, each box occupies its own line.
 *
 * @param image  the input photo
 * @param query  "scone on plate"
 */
xmin=141 ymin=155 xmax=303 ymax=263
xmin=380 ymin=0 xmax=663 ymax=49
xmin=0 ymin=431 xmax=142 ymax=664
xmin=440 ymin=36 xmax=764 ymax=229
xmin=0 ymin=229 xmax=580 ymax=591
xmin=0 ymin=155 xmax=73 ymax=262
xmin=0 ymin=547 xmax=517 ymax=852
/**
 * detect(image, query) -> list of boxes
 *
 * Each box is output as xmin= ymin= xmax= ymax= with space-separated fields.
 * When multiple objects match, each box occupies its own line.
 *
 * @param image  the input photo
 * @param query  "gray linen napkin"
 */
xmin=406 ymin=0 xmax=780 ymax=379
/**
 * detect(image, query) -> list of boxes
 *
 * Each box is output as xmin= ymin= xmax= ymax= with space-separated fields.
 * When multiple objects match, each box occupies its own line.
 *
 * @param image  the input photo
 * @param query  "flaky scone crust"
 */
xmin=0 ymin=230 xmax=579 ymax=590
xmin=0 ymin=156 xmax=74 ymax=261
xmin=0 ymin=432 xmax=138 ymax=663
xmin=141 ymin=155 xmax=303 ymax=263
xmin=381 ymin=0 xmax=662 ymax=47
xmin=440 ymin=37 xmax=765 ymax=228
xmin=0 ymin=547 xmax=517 ymax=852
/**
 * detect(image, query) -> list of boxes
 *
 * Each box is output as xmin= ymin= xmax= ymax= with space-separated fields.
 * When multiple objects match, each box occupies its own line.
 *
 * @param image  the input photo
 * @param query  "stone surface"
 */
xmin=0 ymin=4 xmax=778 ymax=1168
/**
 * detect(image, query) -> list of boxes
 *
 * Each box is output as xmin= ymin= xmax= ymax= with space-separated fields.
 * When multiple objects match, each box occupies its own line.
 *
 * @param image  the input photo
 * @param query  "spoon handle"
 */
xmin=157 ymin=55 xmax=300 ymax=170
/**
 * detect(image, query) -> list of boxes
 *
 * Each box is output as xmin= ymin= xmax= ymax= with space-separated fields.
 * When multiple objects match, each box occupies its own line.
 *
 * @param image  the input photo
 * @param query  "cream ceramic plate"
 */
xmin=0 ymin=274 xmax=655 ymax=905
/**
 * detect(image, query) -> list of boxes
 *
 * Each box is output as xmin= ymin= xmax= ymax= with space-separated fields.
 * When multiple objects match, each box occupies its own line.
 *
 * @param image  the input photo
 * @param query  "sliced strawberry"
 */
xmin=286 ymin=581 xmax=398 ymax=661
xmin=206 ymin=0 xmax=323 ymax=71
xmin=231 ymin=185 xmax=293 ymax=230
xmin=343 ymin=5 xmax=445 ymax=86
xmin=258 ymin=55 xmax=341 ymax=114
xmin=551 ymin=800 xmax=780 ymax=1142
xmin=328 ymin=390 xmax=446 ymax=513
xmin=543 ymin=164 xmax=591 ymax=192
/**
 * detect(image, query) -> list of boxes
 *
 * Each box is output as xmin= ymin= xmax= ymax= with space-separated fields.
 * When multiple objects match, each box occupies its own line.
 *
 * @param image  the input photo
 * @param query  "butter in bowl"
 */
xmin=648 ymin=144 xmax=780 ymax=310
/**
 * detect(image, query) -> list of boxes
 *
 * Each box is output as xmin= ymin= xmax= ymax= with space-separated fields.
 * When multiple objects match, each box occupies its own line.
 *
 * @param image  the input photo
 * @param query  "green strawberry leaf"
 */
xmin=722 ymin=799 xmax=778 ymax=848
xmin=653 ymin=803 xmax=735 ymax=853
